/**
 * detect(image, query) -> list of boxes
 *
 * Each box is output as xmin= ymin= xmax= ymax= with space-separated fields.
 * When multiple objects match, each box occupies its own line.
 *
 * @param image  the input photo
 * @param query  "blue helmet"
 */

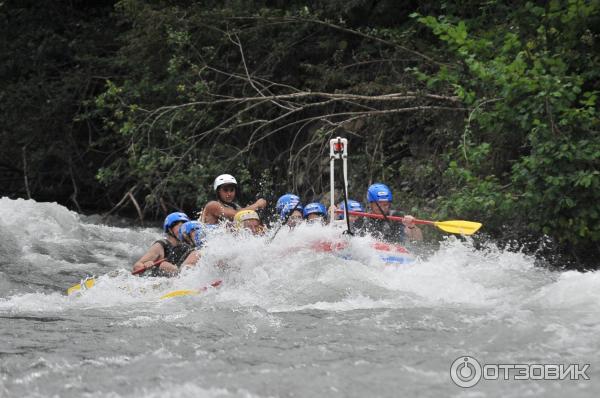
xmin=367 ymin=183 xmax=392 ymax=203
xmin=163 ymin=212 xmax=190 ymax=232
xmin=303 ymin=202 xmax=327 ymax=219
xmin=178 ymin=221 xmax=205 ymax=247
xmin=336 ymin=199 xmax=364 ymax=220
xmin=276 ymin=194 xmax=303 ymax=219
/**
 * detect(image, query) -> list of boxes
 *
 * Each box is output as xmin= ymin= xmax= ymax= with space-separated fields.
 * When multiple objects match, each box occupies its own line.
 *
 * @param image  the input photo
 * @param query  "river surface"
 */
xmin=0 ymin=197 xmax=598 ymax=397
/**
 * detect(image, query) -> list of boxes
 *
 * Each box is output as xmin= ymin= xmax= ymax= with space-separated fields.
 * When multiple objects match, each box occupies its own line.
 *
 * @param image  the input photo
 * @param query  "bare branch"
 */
xmin=226 ymin=16 xmax=444 ymax=66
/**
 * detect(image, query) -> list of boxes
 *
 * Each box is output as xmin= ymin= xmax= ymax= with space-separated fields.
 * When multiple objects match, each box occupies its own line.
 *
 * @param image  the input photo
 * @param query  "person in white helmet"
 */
xmin=200 ymin=174 xmax=267 ymax=225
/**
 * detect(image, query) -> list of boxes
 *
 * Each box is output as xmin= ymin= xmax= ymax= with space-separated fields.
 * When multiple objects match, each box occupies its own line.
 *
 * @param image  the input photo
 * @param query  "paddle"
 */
xmin=66 ymin=277 xmax=96 ymax=296
xmin=66 ymin=258 xmax=166 ymax=295
xmin=159 ymin=279 xmax=223 ymax=300
xmin=336 ymin=210 xmax=482 ymax=235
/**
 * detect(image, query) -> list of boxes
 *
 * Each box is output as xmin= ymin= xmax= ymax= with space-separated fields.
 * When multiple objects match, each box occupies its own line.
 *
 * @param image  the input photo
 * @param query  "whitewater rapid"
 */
xmin=0 ymin=197 xmax=598 ymax=397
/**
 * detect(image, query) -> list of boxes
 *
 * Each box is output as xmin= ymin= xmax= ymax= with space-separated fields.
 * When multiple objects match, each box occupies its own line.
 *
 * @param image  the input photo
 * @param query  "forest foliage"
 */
xmin=1 ymin=0 xmax=599 ymax=267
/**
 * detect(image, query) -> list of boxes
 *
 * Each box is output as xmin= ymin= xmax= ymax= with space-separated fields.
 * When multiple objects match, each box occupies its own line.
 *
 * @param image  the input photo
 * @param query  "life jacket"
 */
xmin=354 ymin=217 xmax=406 ymax=244
xmin=149 ymin=239 xmax=192 ymax=277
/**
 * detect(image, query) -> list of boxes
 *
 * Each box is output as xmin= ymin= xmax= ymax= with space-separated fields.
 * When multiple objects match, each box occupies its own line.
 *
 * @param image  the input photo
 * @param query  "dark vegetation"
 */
xmin=1 ymin=1 xmax=598 ymax=268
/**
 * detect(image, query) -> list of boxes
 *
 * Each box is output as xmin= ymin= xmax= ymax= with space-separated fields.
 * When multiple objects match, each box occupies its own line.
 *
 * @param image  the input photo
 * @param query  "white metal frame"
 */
xmin=329 ymin=137 xmax=349 ymax=223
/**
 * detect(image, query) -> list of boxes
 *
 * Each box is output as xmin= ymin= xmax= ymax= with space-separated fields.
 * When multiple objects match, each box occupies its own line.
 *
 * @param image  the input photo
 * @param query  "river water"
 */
xmin=0 ymin=197 xmax=598 ymax=397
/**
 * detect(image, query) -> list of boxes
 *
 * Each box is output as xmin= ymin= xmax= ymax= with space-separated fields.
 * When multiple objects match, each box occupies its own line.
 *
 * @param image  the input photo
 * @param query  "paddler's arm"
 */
xmin=132 ymin=242 xmax=165 ymax=274
xmin=402 ymin=215 xmax=423 ymax=241
xmin=200 ymin=201 xmax=222 ymax=224
xmin=202 ymin=199 xmax=267 ymax=223
xmin=244 ymin=198 xmax=267 ymax=212
xmin=201 ymin=201 xmax=239 ymax=223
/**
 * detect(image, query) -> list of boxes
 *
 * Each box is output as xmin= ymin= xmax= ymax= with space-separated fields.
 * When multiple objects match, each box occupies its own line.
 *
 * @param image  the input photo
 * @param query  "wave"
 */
xmin=1 ymin=197 xmax=599 ymax=317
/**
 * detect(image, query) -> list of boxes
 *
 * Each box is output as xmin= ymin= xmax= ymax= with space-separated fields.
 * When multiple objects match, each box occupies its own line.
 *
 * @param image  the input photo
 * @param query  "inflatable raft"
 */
xmin=311 ymin=239 xmax=415 ymax=264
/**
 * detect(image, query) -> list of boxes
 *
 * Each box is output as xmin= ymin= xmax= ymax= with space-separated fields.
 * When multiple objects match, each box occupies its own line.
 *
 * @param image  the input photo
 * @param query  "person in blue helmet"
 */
xmin=176 ymin=221 xmax=207 ymax=267
xmin=178 ymin=221 xmax=206 ymax=249
xmin=132 ymin=212 xmax=194 ymax=276
xmin=275 ymin=193 xmax=304 ymax=227
xmin=354 ymin=183 xmax=422 ymax=243
xmin=336 ymin=199 xmax=364 ymax=224
xmin=303 ymin=202 xmax=328 ymax=224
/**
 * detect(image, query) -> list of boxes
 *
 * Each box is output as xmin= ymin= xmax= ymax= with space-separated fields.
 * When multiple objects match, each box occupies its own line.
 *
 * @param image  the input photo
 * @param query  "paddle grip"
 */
xmin=132 ymin=258 xmax=166 ymax=275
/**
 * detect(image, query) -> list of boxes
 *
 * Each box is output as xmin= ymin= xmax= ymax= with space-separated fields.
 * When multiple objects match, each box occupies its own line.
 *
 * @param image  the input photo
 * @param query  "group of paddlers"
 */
xmin=132 ymin=174 xmax=422 ymax=277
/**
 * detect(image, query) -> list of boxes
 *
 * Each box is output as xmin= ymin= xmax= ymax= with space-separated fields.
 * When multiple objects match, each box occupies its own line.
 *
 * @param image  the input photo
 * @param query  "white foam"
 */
xmin=83 ymin=383 xmax=265 ymax=398
xmin=531 ymin=270 xmax=600 ymax=309
xmin=2 ymin=197 xmax=599 ymax=321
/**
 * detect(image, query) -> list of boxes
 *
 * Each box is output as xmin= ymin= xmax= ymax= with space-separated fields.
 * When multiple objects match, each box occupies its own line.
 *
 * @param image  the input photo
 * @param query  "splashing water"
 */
xmin=0 ymin=198 xmax=598 ymax=397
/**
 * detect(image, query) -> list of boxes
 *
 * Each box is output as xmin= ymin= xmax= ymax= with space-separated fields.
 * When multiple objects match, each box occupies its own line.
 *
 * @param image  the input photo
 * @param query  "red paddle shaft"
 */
xmin=132 ymin=258 xmax=166 ymax=275
xmin=335 ymin=210 xmax=434 ymax=226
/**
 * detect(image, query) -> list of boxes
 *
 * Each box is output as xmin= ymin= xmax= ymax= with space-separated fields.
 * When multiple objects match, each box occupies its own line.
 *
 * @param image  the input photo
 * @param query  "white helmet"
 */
xmin=213 ymin=174 xmax=237 ymax=191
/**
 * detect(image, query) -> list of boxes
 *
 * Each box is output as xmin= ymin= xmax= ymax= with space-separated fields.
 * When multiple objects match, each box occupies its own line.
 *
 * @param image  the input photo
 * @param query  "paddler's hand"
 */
xmin=132 ymin=260 xmax=155 ymax=274
xmin=254 ymin=198 xmax=267 ymax=209
xmin=402 ymin=215 xmax=423 ymax=241
xmin=402 ymin=215 xmax=416 ymax=228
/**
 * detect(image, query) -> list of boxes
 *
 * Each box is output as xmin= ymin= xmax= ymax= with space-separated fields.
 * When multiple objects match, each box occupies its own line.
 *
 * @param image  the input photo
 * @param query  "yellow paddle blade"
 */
xmin=160 ymin=289 xmax=200 ymax=300
xmin=66 ymin=278 xmax=96 ymax=295
xmin=433 ymin=220 xmax=482 ymax=235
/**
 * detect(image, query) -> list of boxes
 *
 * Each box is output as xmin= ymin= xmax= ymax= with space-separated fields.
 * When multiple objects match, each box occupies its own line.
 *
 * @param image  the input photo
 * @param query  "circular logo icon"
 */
xmin=450 ymin=356 xmax=482 ymax=388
